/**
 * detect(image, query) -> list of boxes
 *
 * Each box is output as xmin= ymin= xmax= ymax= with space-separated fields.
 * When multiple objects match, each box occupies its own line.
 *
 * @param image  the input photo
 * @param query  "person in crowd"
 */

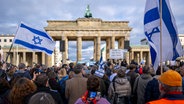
xmin=133 ymin=65 xmax=153 ymax=104
xmin=62 ymin=64 xmax=69 ymax=74
xmin=105 ymin=61 xmax=113 ymax=78
xmin=138 ymin=63 xmax=143 ymax=75
xmin=58 ymin=67 xmax=69 ymax=104
xmin=179 ymin=62 xmax=184 ymax=93
xmin=102 ymin=74 xmax=111 ymax=98
xmin=0 ymin=78 xmax=11 ymax=104
xmin=9 ymin=77 xmax=37 ymax=104
xmin=75 ymin=75 xmax=110 ymax=104
xmin=68 ymin=70 xmax=74 ymax=79
xmin=13 ymin=63 xmax=32 ymax=79
xmin=144 ymin=65 xmax=168 ymax=103
xmin=28 ymin=92 xmax=56 ymax=104
xmin=47 ymin=71 xmax=60 ymax=92
xmin=109 ymin=65 xmax=123 ymax=82
xmin=126 ymin=64 xmax=139 ymax=95
xmin=121 ymin=59 xmax=128 ymax=67
xmin=0 ymin=62 xmax=7 ymax=79
xmin=93 ymin=64 xmax=108 ymax=97
xmin=147 ymin=69 xmax=184 ymax=104
xmin=90 ymin=65 xmax=98 ymax=75
xmin=108 ymin=67 xmax=131 ymax=104
xmin=6 ymin=63 xmax=16 ymax=82
xmin=68 ymin=62 xmax=74 ymax=74
xmin=82 ymin=64 xmax=91 ymax=78
xmin=65 ymin=64 xmax=87 ymax=104
xmin=33 ymin=74 xmax=63 ymax=104
xmin=109 ymin=68 xmax=118 ymax=82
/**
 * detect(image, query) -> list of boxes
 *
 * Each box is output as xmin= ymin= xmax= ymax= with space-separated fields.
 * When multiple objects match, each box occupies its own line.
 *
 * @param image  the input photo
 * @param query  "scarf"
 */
xmin=81 ymin=91 xmax=97 ymax=104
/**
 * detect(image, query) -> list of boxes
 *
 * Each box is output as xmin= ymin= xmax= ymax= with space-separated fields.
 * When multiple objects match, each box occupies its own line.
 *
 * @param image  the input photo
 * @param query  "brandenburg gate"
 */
xmin=45 ymin=17 xmax=132 ymax=66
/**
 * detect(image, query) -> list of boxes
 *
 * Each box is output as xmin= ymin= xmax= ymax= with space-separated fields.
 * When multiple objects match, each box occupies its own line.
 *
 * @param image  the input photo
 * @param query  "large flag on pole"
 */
xmin=14 ymin=22 xmax=56 ymax=55
xmin=144 ymin=0 xmax=184 ymax=71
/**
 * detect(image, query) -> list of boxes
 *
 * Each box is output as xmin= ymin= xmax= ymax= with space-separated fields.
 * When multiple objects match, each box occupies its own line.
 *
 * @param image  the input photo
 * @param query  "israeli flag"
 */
xmin=144 ymin=0 xmax=184 ymax=71
xmin=94 ymin=48 xmax=105 ymax=78
xmin=98 ymin=55 xmax=105 ymax=70
xmin=14 ymin=23 xmax=56 ymax=55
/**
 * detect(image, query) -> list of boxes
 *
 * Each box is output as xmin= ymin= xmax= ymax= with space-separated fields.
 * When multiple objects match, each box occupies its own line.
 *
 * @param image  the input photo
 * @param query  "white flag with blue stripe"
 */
xmin=144 ymin=0 xmax=184 ymax=71
xmin=14 ymin=22 xmax=56 ymax=55
xmin=94 ymin=47 xmax=105 ymax=78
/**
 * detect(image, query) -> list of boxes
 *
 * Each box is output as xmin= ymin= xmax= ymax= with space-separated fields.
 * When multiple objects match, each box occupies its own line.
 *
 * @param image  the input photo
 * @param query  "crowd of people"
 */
xmin=0 ymin=59 xmax=184 ymax=104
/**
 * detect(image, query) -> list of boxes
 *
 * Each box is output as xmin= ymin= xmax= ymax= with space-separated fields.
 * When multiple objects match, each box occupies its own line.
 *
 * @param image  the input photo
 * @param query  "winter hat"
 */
xmin=158 ymin=70 xmax=182 ymax=86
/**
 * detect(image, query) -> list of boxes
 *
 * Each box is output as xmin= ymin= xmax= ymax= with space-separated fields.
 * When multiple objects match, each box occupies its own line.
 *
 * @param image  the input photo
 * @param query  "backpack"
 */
xmin=112 ymin=76 xmax=130 ymax=104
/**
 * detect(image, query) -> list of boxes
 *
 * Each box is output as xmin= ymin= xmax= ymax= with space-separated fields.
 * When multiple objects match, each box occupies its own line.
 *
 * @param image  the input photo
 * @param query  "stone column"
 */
xmin=32 ymin=52 xmax=36 ymax=63
xmin=13 ymin=51 xmax=16 ymax=65
xmin=131 ymin=51 xmax=134 ymax=60
xmin=140 ymin=51 xmax=143 ymax=63
xmin=93 ymin=38 xmax=97 ymax=61
xmin=16 ymin=53 xmax=19 ymax=66
xmin=42 ymin=52 xmax=45 ymax=65
xmin=61 ymin=36 xmax=68 ymax=64
xmin=35 ymin=53 xmax=38 ymax=64
xmin=3 ymin=52 xmax=6 ymax=61
xmin=54 ymin=49 xmax=57 ymax=65
xmin=137 ymin=53 xmax=140 ymax=64
xmin=106 ymin=38 xmax=111 ymax=60
xmin=126 ymin=52 xmax=130 ymax=64
xmin=118 ymin=37 xmax=124 ymax=49
xmin=23 ymin=52 xmax=26 ymax=63
xmin=96 ymin=36 xmax=101 ymax=61
xmin=46 ymin=55 xmax=52 ymax=67
xmin=149 ymin=52 xmax=151 ymax=66
xmin=111 ymin=36 xmax=115 ymax=49
xmin=77 ymin=36 xmax=82 ymax=62
xmin=65 ymin=38 xmax=68 ymax=60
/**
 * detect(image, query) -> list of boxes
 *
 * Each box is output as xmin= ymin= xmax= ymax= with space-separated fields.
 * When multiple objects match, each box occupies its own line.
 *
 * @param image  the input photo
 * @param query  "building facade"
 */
xmin=45 ymin=17 xmax=132 ymax=66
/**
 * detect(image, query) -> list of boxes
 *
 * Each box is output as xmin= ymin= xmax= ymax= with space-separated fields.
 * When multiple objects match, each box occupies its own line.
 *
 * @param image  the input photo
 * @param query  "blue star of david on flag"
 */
xmin=32 ymin=36 xmax=43 ymax=45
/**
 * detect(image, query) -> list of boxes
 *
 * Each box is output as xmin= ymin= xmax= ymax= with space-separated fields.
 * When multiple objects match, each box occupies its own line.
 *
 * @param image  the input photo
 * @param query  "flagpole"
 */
xmin=16 ymin=45 xmax=19 ymax=66
xmin=160 ymin=0 xmax=163 ymax=74
xmin=5 ymin=23 xmax=20 ymax=63
xmin=5 ymin=43 xmax=13 ymax=63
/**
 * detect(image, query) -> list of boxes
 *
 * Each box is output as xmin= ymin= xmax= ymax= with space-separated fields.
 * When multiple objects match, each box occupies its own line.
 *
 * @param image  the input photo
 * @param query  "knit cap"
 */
xmin=158 ymin=70 xmax=182 ymax=86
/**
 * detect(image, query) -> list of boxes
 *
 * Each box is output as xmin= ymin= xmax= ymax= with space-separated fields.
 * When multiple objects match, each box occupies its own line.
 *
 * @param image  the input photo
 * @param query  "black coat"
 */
xmin=25 ymin=86 xmax=64 ymax=104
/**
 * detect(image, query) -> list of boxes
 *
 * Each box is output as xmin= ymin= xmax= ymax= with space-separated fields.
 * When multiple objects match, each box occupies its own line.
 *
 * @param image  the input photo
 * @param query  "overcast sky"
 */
xmin=0 ymin=0 xmax=183 ymax=61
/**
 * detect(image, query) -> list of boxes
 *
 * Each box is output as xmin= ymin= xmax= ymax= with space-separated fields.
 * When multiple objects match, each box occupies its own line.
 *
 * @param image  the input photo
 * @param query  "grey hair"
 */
xmin=160 ymin=82 xmax=182 ymax=93
xmin=28 ymin=92 xmax=56 ymax=104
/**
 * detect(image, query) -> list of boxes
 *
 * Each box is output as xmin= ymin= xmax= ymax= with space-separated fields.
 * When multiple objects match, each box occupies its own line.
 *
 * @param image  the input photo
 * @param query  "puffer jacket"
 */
xmin=108 ymin=77 xmax=131 ymax=99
